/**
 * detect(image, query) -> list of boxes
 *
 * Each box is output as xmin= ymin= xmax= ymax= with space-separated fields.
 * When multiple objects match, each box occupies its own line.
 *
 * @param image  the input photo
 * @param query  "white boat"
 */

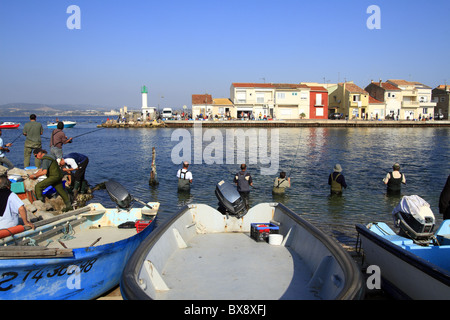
xmin=0 ymin=180 xmax=159 ymax=300
xmin=121 ymin=182 xmax=364 ymax=300
xmin=356 ymin=195 xmax=450 ymax=300
xmin=47 ymin=121 xmax=77 ymax=129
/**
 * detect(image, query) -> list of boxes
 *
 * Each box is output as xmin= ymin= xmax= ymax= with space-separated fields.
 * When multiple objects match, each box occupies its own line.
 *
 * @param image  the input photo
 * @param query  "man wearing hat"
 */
xmin=383 ymin=163 xmax=406 ymax=195
xmin=29 ymin=148 xmax=72 ymax=212
xmin=328 ymin=164 xmax=347 ymax=195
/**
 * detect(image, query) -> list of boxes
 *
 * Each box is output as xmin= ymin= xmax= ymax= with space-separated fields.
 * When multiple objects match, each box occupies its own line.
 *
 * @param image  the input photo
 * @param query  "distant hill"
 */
xmin=0 ymin=103 xmax=113 ymax=116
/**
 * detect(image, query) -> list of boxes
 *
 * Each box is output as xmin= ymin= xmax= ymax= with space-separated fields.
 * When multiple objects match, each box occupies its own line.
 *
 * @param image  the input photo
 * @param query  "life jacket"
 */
xmin=387 ymin=171 xmax=403 ymax=192
xmin=331 ymin=172 xmax=343 ymax=193
xmin=178 ymin=169 xmax=191 ymax=190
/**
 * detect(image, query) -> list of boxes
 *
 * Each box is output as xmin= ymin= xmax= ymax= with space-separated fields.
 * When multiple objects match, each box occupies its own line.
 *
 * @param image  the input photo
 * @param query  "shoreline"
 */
xmin=98 ymin=119 xmax=450 ymax=128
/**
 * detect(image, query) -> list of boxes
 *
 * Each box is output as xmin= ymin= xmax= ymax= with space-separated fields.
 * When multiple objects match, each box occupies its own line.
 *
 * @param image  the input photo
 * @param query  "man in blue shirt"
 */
xmin=59 ymin=153 xmax=89 ymax=206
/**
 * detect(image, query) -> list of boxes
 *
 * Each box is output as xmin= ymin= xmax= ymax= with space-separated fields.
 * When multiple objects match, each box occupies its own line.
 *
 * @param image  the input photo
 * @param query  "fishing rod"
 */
xmin=41 ymin=127 xmax=105 ymax=140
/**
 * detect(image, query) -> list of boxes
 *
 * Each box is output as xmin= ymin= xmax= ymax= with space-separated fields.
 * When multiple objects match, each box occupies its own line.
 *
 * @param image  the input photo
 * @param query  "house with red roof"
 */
xmin=328 ymin=81 xmax=369 ymax=119
xmin=192 ymin=94 xmax=213 ymax=119
xmin=365 ymin=80 xmax=402 ymax=119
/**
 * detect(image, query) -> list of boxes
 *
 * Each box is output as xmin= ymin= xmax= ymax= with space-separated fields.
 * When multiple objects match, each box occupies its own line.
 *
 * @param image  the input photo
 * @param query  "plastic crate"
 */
xmin=250 ymin=222 xmax=279 ymax=242
xmin=135 ymin=219 xmax=152 ymax=233
xmin=11 ymin=182 xmax=25 ymax=194
xmin=42 ymin=181 xmax=65 ymax=196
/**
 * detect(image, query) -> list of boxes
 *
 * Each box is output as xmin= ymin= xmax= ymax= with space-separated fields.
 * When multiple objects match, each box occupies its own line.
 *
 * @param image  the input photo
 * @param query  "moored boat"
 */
xmin=0 ymin=122 xmax=20 ymax=129
xmin=356 ymin=195 xmax=450 ymax=300
xmin=47 ymin=121 xmax=77 ymax=128
xmin=120 ymin=181 xmax=365 ymax=300
xmin=0 ymin=182 xmax=159 ymax=300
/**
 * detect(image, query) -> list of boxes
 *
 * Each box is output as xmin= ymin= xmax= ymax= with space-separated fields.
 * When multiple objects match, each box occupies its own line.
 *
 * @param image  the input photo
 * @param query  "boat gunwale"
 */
xmin=355 ymin=223 xmax=450 ymax=286
xmin=121 ymin=203 xmax=365 ymax=300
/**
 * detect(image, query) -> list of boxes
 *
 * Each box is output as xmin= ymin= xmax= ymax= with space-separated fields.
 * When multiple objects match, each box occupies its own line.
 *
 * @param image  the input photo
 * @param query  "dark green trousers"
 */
xmin=35 ymin=175 xmax=70 ymax=205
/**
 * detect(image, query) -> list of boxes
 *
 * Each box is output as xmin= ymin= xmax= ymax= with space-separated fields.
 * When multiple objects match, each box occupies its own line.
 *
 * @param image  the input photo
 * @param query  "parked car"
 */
xmin=435 ymin=113 xmax=444 ymax=120
xmin=162 ymin=108 xmax=173 ymax=119
xmin=328 ymin=113 xmax=343 ymax=120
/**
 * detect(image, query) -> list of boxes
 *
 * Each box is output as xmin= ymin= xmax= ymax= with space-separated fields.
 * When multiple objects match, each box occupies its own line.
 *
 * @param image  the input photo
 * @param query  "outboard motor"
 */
xmin=105 ymin=180 xmax=133 ymax=209
xmin=392 ymin=195 xmax=435 ymax=242
xmin=215 ymin=180 xmax=247 ymax=218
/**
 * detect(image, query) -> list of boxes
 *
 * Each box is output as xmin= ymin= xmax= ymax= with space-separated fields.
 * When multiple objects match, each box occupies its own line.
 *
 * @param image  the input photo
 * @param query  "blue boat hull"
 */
xmin=0 ymin=220 xmax=155 ymax=300
xmin=356 ymin=222 xmax=450 ymax=300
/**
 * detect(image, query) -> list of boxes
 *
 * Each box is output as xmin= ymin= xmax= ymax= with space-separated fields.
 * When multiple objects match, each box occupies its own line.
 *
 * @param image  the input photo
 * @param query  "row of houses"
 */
xmin=191 ymin=80 xmax=450 ymax=120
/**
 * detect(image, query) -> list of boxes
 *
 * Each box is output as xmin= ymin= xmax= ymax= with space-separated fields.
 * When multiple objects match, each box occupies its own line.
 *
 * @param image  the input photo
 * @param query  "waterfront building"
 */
xmin=305 ymin=85 xmax=328 ymax=119
xmin=192 ymin=94 xmax=213 ymax=119
xmin=273 ymin=83 xmax=310 ymax=119
xmin=230 ymin=83 xmax=275 ymax=119
xmin=230 ymin=83 xmax=311 ymax=120
xmin=432 ymin=85 xmax=450 ymax=120
xmin=365 ymin=80 xmax=402 ymax=119
xmin=386 ymin=80 xmax=436 ymax=120
xmin=367 ymin=96 xmax=386 ymax=120
xmin=212 ymin=98 xmax=234 ymax=119
xmin=328 ymin=82 xmax=369 ymax=119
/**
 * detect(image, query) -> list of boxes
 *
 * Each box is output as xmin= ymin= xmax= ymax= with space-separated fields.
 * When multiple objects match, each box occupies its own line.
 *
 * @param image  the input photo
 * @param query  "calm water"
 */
xmin=2 ymin=116 xmax=449 ymax=246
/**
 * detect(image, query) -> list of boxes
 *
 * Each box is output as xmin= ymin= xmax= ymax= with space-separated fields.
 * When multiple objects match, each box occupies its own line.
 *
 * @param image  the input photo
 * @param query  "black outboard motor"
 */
xmin=105 ymin=180 xmax=152 ymax=210
xmin=215 ymin=180 xmax=247 ymax=218
xmin=105 ymin=180 xmax=132 ymax=208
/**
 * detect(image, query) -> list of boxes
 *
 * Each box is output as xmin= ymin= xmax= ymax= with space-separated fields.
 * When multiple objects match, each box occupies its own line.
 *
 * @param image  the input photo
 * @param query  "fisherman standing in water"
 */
xmin=328 ymin=164 xmax=347 ymax=195
xmin=383 ymin=163 xmax=405 ymax=195
xmin=234 ymin=164 xmax=253 ymax=210
xmin=177 ymin=161 xmax=192 ymax=192
xmin=272 ymin=171 xmax=291 ymax=195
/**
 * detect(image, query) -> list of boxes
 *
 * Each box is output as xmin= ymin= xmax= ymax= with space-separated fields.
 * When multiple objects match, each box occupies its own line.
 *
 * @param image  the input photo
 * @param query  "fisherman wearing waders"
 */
xmin=272 ymin=171 xmax=291 ymax=194
xmin=234 ymin=164 xmax=253 ymax=210
xmin=328 ymin=164 xmax=347 ymax=195
xmin=29 ymin=148 xmax=72 ymax=212
xmin=383 ymin=163 xmax=406 ymax=195
xmin=177 ymin=161 xmax=192 ymax=192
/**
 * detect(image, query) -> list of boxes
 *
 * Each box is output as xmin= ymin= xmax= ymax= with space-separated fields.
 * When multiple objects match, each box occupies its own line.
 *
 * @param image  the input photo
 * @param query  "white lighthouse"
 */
xmin=141 ymin=85 xmax=148 ymax=108
xmin=141 ymin=85 xmax=156 ymax=120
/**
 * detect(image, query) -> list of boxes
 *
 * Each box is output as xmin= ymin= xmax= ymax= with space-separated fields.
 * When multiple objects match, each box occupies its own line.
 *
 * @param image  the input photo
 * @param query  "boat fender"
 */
xmin=0 ymin=225 xmax=26 ymax=239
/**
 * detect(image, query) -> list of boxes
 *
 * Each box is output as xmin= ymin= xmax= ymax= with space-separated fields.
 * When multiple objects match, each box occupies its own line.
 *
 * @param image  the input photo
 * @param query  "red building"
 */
xmin=307 ymin=86 xmax=328 ymax=119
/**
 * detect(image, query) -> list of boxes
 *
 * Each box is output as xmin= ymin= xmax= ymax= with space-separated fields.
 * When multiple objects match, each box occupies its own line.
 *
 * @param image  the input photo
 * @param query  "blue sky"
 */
xmin=0 ymin=0 xmax=449 ymax=110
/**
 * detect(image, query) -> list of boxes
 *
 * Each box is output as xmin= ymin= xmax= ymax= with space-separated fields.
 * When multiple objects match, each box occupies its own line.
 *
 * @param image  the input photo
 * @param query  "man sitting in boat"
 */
xmin=58 ymin=153 xmax=89 ymax=207
xmin=0 ymin=174 xmax=34 ymax=230
xmin=29 ymin=148 xmax=72 ymax=212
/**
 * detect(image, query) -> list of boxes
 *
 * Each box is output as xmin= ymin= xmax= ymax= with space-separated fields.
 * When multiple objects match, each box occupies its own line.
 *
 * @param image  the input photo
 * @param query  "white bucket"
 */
xmin=269 ymin=234 xmax=283 ymax=246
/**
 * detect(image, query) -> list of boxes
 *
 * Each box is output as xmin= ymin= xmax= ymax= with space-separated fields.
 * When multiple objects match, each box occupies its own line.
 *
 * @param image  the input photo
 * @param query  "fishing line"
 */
xmin=41 ymin=127 xmax=105 ymax=140
xmin=10 ymin=132 xmax=24 ymax=144
xmin=287 ymin=133 xmax=302 ymax=177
